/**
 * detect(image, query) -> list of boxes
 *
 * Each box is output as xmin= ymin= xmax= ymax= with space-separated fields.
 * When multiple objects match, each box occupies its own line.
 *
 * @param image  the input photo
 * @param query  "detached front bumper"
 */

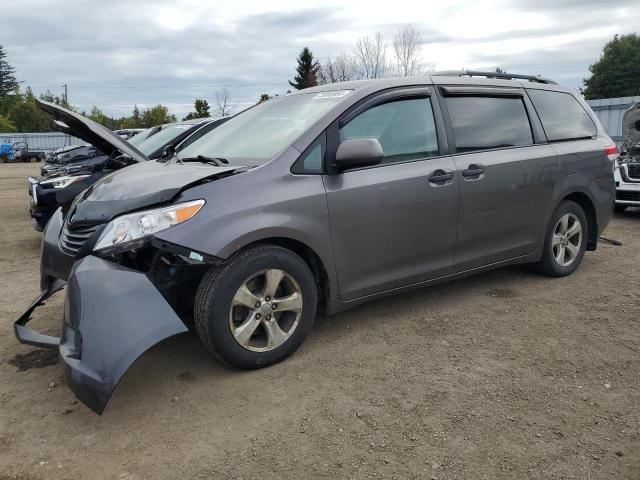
xmin=60 ymin=256 xmax=189 ymax=413
xmin=14 ymin=214 xmax=189 ymax=414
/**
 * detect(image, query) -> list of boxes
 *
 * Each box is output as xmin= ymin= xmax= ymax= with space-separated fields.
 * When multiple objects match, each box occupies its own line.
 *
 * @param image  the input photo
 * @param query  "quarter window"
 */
xmin=291 ymin=136 xmax=324 ymax=174
xmin=528 ymin=89 xmax=596 ymax=142
xmin=445 ymin=96 xmax=533 ymax=153
xmin=340 ymin=98 xmax=439 ymax=165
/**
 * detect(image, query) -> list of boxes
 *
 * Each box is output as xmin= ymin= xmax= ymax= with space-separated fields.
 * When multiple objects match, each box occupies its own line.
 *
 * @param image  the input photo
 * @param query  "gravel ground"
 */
xmin=0 ymin=163 xmax=638 ymax=480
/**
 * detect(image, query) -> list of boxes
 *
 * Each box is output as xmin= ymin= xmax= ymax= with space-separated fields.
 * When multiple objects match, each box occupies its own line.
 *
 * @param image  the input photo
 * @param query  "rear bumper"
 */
xmin=14 ymin=214 xmax=189 ymax=414
xmin=614 ymin=166 xmax=640 ymax=206
xmin=615 ymin=183 xmax=640 ymax=206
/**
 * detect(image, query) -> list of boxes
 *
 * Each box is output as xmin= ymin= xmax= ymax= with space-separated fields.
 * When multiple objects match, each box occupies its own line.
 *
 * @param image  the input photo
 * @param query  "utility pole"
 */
xmin=62 ymin=84 xmax=68 ymax=105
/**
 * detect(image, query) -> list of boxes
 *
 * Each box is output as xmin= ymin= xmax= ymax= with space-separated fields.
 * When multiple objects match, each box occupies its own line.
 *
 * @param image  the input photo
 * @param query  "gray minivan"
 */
xmin=15 ymin=72 xmax=616 ymax=413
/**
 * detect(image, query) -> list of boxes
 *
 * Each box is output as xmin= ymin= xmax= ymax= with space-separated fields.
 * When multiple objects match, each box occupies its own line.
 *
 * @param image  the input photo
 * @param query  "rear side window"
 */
xmin=445 ymin=96 xmax=533 ymax=153
xmin=340 ymin=98 xmax=439 ymax=165
xmin=528 ymin=89 xmax=596 ymax=142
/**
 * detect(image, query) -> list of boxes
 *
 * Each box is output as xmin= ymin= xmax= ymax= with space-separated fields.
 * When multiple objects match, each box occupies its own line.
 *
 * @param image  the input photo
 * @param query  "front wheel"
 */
xmin=194 ymin=245 xmax=318 ymax=369
xmin=535 ymin=200 xmax=588 ymax=277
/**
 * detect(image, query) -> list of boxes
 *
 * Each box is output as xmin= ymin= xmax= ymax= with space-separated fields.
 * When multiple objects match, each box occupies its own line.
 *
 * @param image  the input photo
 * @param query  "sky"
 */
xmin=3 ymin=0 xmax=638 ymax=120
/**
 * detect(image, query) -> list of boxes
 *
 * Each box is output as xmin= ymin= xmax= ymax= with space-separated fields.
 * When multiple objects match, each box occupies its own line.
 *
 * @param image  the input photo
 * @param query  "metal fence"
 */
xmin=0 ymin=132 xmax=85 ymax=152
xmin=586 ymin=96 xmax=640 ymax=142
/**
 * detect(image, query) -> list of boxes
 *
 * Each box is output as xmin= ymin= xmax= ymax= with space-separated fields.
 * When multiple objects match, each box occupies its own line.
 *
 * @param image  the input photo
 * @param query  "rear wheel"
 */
xmin=614 ymin=204 xmax=627 ymax=213
xmin=535 ymin=200 xmax=587 ymax=277
xmin=194 ymin=245 xmax=318 ymax=369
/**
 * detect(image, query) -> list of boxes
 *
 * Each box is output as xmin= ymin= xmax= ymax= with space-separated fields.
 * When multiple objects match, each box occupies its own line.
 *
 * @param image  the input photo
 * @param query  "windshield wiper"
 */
xmin=175 ymin=155 xmax=229 ymax=166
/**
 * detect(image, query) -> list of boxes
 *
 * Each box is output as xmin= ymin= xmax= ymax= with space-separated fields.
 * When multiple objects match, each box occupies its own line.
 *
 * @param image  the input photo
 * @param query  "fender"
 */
xmin=155 ymin=156 xmax=341 ymax=305
xmin=548 ymin=182 xmax=612 ymax=249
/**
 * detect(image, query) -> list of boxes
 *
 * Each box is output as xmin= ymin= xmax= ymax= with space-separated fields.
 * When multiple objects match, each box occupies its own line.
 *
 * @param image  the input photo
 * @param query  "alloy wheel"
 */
xmin=228 ymin=269 xmax=303 ymax=352
xmin=552 ymin=213 xmax=582 ymax=267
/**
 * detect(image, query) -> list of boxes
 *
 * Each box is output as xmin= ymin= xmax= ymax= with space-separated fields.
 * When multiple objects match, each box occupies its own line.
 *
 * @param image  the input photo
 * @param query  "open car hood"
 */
xmin=622 ymin=102 xmax=640 ymax=144
xmin=71 ymin=160 xmax=241 ymax=224
xmin=36 ymin=99 xmax=148 ymax=163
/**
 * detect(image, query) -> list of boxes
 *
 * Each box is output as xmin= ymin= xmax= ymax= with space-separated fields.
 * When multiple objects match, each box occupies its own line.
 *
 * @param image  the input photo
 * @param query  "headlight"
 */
xmin=39 ymin=175 xmax=90 ymax=189
xmin=93 ymin=199 xmax=205 ymax=252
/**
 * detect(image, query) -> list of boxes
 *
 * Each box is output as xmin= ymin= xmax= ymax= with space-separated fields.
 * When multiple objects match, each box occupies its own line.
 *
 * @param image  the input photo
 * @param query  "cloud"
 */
xmin=2 ymin=0 xmax=638 ymax=119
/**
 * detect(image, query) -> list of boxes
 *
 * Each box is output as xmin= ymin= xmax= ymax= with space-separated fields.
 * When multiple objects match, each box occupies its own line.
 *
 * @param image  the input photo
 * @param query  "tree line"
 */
xmin=287 ymin=29 xmax=640 ymax=102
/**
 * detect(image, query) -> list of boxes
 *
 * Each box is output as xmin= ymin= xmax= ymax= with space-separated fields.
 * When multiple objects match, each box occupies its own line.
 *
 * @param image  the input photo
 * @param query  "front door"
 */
xmin=323 ymin=91 xmax=459 ymax=301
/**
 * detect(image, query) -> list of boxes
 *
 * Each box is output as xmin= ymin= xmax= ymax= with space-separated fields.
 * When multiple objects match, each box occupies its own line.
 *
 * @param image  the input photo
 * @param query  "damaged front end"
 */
xmin=14 ymin=161 xmax=240 ymax=413
xmin=14 ymin=103 xmax=245 ymax=413
xmin=14 ymin=211 xmax=219 ymax=413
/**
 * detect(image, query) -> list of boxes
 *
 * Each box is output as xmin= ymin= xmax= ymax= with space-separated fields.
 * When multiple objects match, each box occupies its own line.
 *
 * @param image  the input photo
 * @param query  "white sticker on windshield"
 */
xmin=313 ymin=90 xmax=352 ymax=100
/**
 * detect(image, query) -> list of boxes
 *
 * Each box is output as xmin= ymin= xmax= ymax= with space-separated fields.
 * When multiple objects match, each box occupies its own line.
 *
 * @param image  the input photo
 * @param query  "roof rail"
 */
xmin=431 ymin=70 xmax=557 ymax=85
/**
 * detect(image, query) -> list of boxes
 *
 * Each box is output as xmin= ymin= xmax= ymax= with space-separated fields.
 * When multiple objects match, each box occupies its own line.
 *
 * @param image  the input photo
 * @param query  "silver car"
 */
xmin=613 ymin=102 xmax=640 ymax=211
xmin=15 ymin=71 xmax=616 ymax=413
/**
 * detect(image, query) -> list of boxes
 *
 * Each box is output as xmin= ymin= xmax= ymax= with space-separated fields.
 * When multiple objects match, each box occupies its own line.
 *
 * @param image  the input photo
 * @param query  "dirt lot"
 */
xmin=0 ymin=163 xmax=638 ymax=480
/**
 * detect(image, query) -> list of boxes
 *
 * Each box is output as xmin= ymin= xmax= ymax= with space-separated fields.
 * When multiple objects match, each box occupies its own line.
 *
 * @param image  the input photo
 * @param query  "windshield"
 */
xmin=178 ymin=90 xmax=352 ymax=165
xmin=138 ymin=124 xmax=194 ymax=156
xmin=127 ymin=129 xmax=150 ymax=146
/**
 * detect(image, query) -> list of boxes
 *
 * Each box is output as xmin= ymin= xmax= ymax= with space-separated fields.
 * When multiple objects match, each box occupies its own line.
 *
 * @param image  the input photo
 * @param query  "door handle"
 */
xmin=428 ymin=170 xmax=454 ymax=183
xmin=462 ymin=164 xmax=485 ymax=178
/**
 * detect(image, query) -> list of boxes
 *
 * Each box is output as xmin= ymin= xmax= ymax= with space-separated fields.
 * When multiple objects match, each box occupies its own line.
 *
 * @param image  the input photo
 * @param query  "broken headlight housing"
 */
xmin=93 ymin=199 xmax=205 ymax=253
xmin=39 ymin=175 xmax=90 ymax=189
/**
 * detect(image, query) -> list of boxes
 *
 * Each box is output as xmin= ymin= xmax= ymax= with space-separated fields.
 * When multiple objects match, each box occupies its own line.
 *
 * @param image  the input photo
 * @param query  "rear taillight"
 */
xmin=605 ymin=145 xmax=619 ymax=161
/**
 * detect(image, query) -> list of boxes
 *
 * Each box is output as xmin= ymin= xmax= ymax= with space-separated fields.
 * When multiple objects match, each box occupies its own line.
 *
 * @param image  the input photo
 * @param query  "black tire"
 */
xmin=614 ymin=204 xmax=627 ymax=213
xmin=194 ymin=244 xmax=318 ymax=369
xmin=535 ymin=200 xmax=588 ymax=277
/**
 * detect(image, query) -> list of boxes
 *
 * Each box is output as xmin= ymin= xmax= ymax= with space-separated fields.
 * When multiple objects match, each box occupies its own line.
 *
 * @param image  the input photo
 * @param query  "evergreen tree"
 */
xmin=583 ymin=34 xmax=640 ymax=99
xmin=132 ymin=105 xmax=141 ymax=126
xmin=289 ymin=47 xmax=320 ymax=90
xmin=87 ymin=105 xmax=109 ymax=125
xmin=183 ymin=99 xmax=210 ymax=120
xmin=121 ymin=105 xmax=143 ymax=128
xmin=0 ymin=45 xmax=19 ymax=102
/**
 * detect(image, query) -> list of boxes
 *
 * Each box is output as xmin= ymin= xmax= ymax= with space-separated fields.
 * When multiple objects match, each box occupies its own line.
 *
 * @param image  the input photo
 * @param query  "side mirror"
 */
xmin=335 ymin=138 xmax=383 ymax=170
xmin=161 ymin=145 xmax=175 ymax=158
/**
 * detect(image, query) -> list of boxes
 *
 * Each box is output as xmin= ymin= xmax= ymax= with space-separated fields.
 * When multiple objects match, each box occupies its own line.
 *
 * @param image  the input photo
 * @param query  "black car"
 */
xmin=40 ymin=128 xmax=158 ymax=176
xmin=41 ymin=145 xmax=99 ymax=176
xmin=29 ymin=101 xmax=226 ymax=230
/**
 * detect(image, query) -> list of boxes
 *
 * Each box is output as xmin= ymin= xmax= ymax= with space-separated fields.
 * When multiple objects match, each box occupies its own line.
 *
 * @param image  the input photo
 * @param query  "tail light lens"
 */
xmin=605 ymin=145 xmax=619 ymax=162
